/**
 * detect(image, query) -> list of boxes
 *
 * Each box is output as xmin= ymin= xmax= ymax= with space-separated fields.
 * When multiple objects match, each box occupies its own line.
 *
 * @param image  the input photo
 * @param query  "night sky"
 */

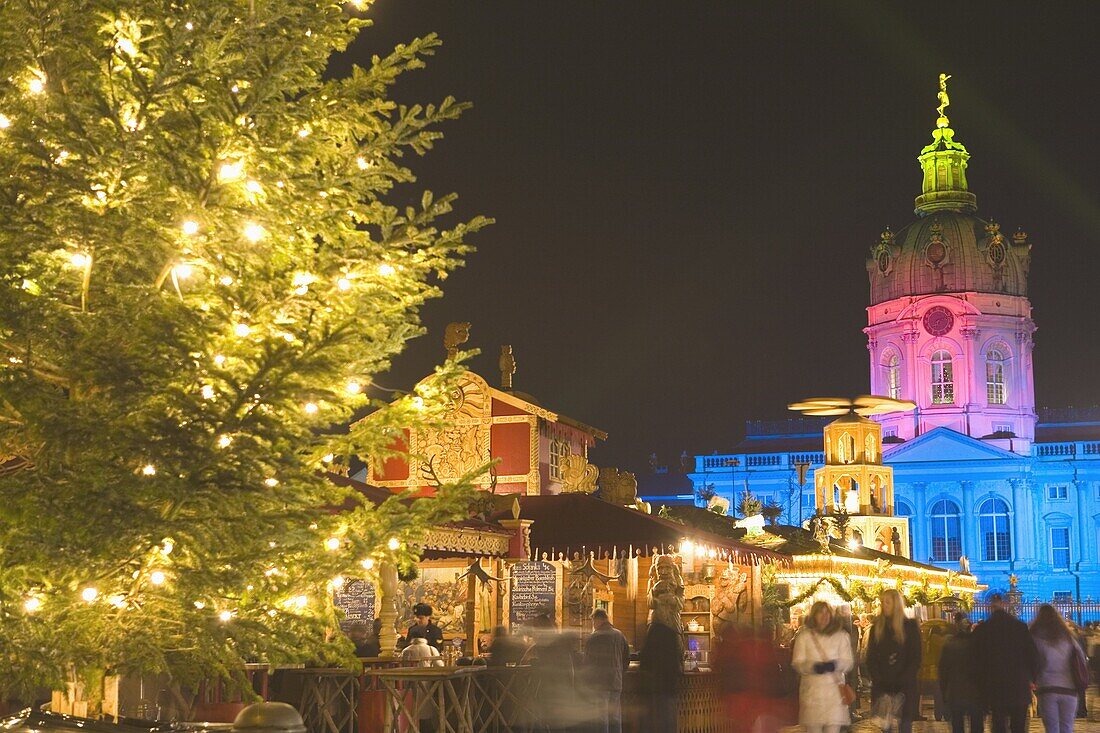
xmin=334 ymin=2 xmax=1100 ymax=473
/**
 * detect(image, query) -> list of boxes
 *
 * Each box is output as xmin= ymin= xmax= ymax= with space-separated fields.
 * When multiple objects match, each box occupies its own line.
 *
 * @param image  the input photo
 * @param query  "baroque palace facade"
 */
xmin=679 ymin=92 xmax=1100 ymax=601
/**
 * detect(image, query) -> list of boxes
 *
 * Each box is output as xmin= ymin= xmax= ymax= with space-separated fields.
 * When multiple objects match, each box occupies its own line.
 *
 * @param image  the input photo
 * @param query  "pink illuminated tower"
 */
xmin=864 ymin=89 xmax=1036 ymax=453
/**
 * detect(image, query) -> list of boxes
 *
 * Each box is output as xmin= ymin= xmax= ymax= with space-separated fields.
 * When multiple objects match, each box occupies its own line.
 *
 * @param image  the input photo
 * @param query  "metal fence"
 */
xmin=969 ymin=600 xmax=1100 ymax=625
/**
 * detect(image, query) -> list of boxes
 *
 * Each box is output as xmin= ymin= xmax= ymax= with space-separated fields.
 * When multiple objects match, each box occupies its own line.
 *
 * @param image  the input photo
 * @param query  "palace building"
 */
xmin=677 ymin=85 xmax=1100 ymax=602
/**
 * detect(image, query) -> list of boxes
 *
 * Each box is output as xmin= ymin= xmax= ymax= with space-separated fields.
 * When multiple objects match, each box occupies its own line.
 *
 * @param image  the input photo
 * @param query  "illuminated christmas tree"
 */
xmin=0 ymin=0 xmax=486 ymax=701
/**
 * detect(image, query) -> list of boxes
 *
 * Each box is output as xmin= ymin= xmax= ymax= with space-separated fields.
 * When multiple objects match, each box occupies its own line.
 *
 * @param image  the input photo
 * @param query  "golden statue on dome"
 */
xmin=936 ymin=73 xmax=952 ymax=127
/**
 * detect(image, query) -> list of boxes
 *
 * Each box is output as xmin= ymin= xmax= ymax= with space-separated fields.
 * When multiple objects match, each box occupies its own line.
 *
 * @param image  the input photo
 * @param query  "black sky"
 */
xmin=334 ymin=2 xmax=1100 ymax=472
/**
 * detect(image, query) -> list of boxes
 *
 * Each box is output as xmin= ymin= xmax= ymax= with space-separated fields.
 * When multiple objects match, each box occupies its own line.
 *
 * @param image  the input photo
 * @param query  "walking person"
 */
xmin=972 ymin=592 xmax=1038 ymax=733
xmin=1030 ymin=604 xmax=1087 ymax=733
xmin=865 ymin=589 xmax=921 ymax=733
xmin=583 ymin=609 xmax=631 ymax=733
xmin=791 ymin=600 xmax=854 ymax=733
xmin=939 ymin=612 xmax=983 ymax=733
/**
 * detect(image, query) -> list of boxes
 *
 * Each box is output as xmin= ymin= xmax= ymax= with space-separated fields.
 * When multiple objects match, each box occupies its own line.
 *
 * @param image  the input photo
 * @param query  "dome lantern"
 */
xmin=915 ymin=74 xmax=977 ymax=216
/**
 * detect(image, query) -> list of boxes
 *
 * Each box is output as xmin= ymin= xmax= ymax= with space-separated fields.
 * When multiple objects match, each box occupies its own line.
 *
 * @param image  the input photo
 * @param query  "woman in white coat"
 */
xmin=792 ymin=601 xmax=854 ymax=733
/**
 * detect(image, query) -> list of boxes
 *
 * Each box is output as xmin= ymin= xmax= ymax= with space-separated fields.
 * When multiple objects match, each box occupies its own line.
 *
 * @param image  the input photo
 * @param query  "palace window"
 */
xmin=1050 ymin=527 xmax=1071 ymax=569
xmin=986 ymin=349 xmax=1007 ymax=405
xmin=978 ymin=498 xmax=1012 ymax=562
xmin=931 ymin=351 xmax=954 ymax=404
xmin=885 ymin=353 xmax=901 ymax=400
xmin=929 ymin=499 xmax=962 ymax=562
xmin=992 ymin=423 xmax=1014 ymax=435
xmin=1047 ymin=485 xmax=1068 ymax=501
xmin=549 ymin=440 xmax=568 ymax=481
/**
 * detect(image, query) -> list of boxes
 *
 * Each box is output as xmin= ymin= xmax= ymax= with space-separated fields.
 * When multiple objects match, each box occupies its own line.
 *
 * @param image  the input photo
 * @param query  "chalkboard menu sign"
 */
xmin=509 ymin=561 xmax=557 ymax=626
xmin=334 ymin=579 xmax=377 ymax=631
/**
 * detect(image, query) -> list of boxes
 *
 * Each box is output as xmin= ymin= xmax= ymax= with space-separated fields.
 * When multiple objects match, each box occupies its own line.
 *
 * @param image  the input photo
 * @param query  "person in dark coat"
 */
xmin=939 ymin=613 xmax=983 ymax=733
xmin=406 ymin=603 xmax=444 ymax=650
xmin=971 ymin=592 xmax=1038 ymax=733
xmin=583 ymin=609 xmax=631 ymax=733
xmin=639 ymin=599 xmax=683 ymax=733
xmin=865 ymin=589 xmax=921 ymax=733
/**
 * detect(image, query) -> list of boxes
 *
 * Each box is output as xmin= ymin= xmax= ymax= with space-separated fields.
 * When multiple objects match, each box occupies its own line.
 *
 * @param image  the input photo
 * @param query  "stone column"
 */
xmin=378 ymin=562 xmax=399 ymax=657
xmin=961 ymin=481 xmax=977 ymax=561
xmin=902 ymin=331 xmax=921 ymax=438
xmin=913 ymin=482 xmax=929 ymax=563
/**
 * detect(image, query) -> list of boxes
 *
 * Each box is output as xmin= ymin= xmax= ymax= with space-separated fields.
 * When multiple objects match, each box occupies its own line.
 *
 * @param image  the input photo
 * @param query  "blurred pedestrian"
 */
xmin=639 ymin=596 xmax=683 ymax=733
xmin=865 ymin=589 xmax=920 ymax=733
xmin=939 ymin=612 xmax=983 ymax=733
xmin=791 ymin=600 xmax=853 ymax=733
xmin=583 ymin=609 xmax=631 ymax=733
xmin=487 ymin=625 xmax=526 ymax=667
xmin=972 ymin=592 xmax=1037 ymax=733
xmin=715 ymin=622 xmax=788 ymax=733
xmin=1030 ymin=604 xmax=1087 ymax=733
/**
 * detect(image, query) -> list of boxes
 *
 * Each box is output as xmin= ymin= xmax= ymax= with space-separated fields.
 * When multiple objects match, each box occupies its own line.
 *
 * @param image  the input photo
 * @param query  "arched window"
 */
xmin=896 ymin=501 xmax=915 ymax=557
xmin=549 ymin=440 xmax=568 ymax=481
xmin=884 ymin=353 xmax=901 ymax=400
xmin=837 ymin=433 xmax=855 ymax=464
xmin=931 ymin=350 xmax=954 ymax=405
xmin=864 ymin=433 xmax=877 ymax=463
xmin=978 ymin=498 xmax=1012 ymax=561
xmin=929 ymin=499 xmax=962 ymax=562
xmin=986 ymin=349 xmax=1007 ymax=405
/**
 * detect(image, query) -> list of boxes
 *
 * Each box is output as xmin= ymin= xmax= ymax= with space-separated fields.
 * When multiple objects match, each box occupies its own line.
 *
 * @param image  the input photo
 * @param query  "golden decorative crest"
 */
xmin=560 ymin=453 xmax=598 ymax=494
xmin=597 ymin=467 xmax=638 ymax=506
xmin=415 ymin=371 xmax=491 ymax=484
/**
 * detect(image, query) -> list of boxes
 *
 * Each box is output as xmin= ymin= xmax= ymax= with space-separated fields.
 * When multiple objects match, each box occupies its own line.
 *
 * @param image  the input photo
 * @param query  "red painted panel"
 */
xmin=376 ymin=430 xmax=410 ymax=481
xmin=491 ymin=422 xmax=530 ymax=475
xmin=491 ymin=398 xmax=528 ymax=417
xmin=494 ymin=482 xmax=528 ymax=495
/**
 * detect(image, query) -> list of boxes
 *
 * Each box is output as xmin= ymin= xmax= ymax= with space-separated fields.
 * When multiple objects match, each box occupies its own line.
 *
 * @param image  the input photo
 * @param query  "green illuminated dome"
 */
xmin=866 ymin=117 xmax=1032 ymax=306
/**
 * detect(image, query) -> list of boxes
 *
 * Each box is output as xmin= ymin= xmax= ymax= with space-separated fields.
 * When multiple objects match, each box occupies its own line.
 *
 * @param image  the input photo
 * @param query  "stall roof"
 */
xmin=500 ymin=493 xmax=787 ymax=564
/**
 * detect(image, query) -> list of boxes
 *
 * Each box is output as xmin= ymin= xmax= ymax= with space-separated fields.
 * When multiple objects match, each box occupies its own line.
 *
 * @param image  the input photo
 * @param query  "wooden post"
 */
xmin=465 ymin=559 xmax=480 ymax=655
xmin=379 ymin=562 xmax=399 ymax=657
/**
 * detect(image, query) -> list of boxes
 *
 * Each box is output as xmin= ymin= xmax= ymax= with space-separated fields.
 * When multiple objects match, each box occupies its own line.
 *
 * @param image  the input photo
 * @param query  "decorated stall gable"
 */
xmin=334 ymin=578 xmax=377 ymax=631
xmin=510 ymin=561 xmax=558 ymax=626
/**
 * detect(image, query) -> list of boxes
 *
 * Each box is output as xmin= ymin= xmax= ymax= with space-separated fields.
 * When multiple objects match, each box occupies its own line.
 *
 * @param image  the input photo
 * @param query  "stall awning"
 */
xmin=504 ymin=493 xmax=787 ymax=565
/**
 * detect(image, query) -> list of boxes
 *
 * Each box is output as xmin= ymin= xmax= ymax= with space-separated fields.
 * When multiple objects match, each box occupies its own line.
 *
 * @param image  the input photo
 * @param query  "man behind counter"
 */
xmin=406 ymin=603 xmax=444 ymax=650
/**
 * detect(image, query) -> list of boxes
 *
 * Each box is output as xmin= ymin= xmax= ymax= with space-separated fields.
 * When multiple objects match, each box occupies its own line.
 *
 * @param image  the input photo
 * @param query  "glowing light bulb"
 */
xmin=194 ymin=600 xmax=205 ymax=609
xmin=245 ymin=179 xmax=263 ymax=194
xmin=356 ymin=156 xmax=369 ymax=170
xmin=218 ymin=610 xmax=232 ymax=622
xmin=324 ymin=537 xmax=341 ymax=551
xmin=303 ymin=402 xmax=319 ymax=415
xmin=243 ymin=223 xmax=265 ymax=242
xmin=322 ymin=453 xmax=334 ymax=464
xmin=23 ymin=596 xmax=42 ymax=613
xmin=116 ymin=37 xmax=138 ymax=57
xmin=182 ymin=220 xmax=199 ymax=235
xmin=82 ymin=587 xmax=99 ymax=603
xmin=0 ymin=114 xmax=11 ymax=130
xmin=27 ymin=71 xmax=46 ymax=95
xmin=360 ymin=558 xmax=375 ymax=570
xmin=69 ymin=252 xmax=91 ymax=268
xmin=173 ymin=263 xmax=193 ymax=279
xmin=218 ymin=160 xmax=244 ymax=182
xmin=142 ymin=464 xmax=157 ymax=476
xmin=264 ymin=477 xmax=279 ymax=487
xmin=108 ymin=594 xmax=127 ymax=608
xmin=217 ymin=434 xmax=232 ymax=448
xmin=234 ymin=323 xmax=252 ymax=338
xmin=292 ymin=595 xmax=308 ymax=609
xmin=297 ymin=127 xmax=311 ymax=138
xmin=332 ymin=575 xmax=345 ymax=588
xmin=337 ymin=277 xmax=352 ymax=291
xmin=162 ymin=539 xmax=174 ymax=554
xmin=213 ymin=354 xmax=226 ymax=366
xmin=201 ymin=384 xmax=216 ymax=400
xmin=184 ymin=21 xmax=193 ymax=30
xmin=219 ymin=275 xmax=235 ymax=287
xmin=377 ymin=263 xmax=396 ymax=277
xmin=345 ymin=381 xmax=361 ymax=395
xmin=411 ymin=396 xmax=425 ymax=411
xmin=292 ymin=272 xmax=315 ymax=288
xmin=150 ymin=570 xmax=166 ymax=586
xmin=387 ymin=537 xmax=401 ymax=551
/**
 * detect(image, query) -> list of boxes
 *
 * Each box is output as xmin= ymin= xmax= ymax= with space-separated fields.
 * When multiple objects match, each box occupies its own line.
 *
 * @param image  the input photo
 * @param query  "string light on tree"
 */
xmin=337 ymin=277 xmax=352 ymax=291
xmin=23 ymin=596 xmax=42 ymax=613
xmin=218 ymin=160 xmax=244 ymax=183
xmin=69 ymin=252 xmax=91 ymax=268
xmin=234 ymin=322 xmax=252 ymax=338
xmin=181 ymin=220 xmax=200 ymax=236
xmin=26 ymin=70 xmax=46 ymax=95
xmin=345 ymin=380 xmax=361 ymax=395
xmin=324 ymin=537 xmax=341 ymax=551
xmin=81 ymin=587 xmax=99 ymax=603
xmin=322 ymin=453 xmax=334 ymax=464
xmin=0 ymin=114 xmax=11 ymax=130
xmin=218 ymin=610 xmax=233 ymax=622
xmin=149 ymin=571 xmax=166 ymax=586
xmin=387 ymin=537 xmax=401 ymax=551
xmin=217 ymin=434 xmax=232 ymax=448
xmin=173 ymin=263 xmax=193 ymax=279
xmin=142 ymin=464 xmax=157 ymax=476
xmin=218 ymin=275 xmax=234 ymax=287
xmin=243 ymin=223 xmax=266 ymax=242
xmin=377 ymin=263 xmax=396 ymax=277
xmin=303 ymin=402 xmax=319 ymax=415
xmin=264 ymin=477 xmax=279 ymax=487
xmin=360 ymin=558 xmax=375 ymax=570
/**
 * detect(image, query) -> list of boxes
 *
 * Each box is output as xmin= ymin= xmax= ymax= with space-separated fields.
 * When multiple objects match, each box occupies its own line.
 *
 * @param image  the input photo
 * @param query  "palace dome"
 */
xmin=866 ymin=114 xmax=1031 ymax=306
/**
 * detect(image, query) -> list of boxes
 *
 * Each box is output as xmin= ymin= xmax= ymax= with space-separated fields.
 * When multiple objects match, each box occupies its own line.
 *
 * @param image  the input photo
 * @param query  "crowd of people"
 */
xmin=354 ymin=595 xmax=1100 ymax=733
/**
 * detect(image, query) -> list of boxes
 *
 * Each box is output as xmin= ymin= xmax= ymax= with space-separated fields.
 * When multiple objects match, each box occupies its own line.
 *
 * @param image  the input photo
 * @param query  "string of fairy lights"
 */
xmin=1 ymin=8 xmax=434 ymax=627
